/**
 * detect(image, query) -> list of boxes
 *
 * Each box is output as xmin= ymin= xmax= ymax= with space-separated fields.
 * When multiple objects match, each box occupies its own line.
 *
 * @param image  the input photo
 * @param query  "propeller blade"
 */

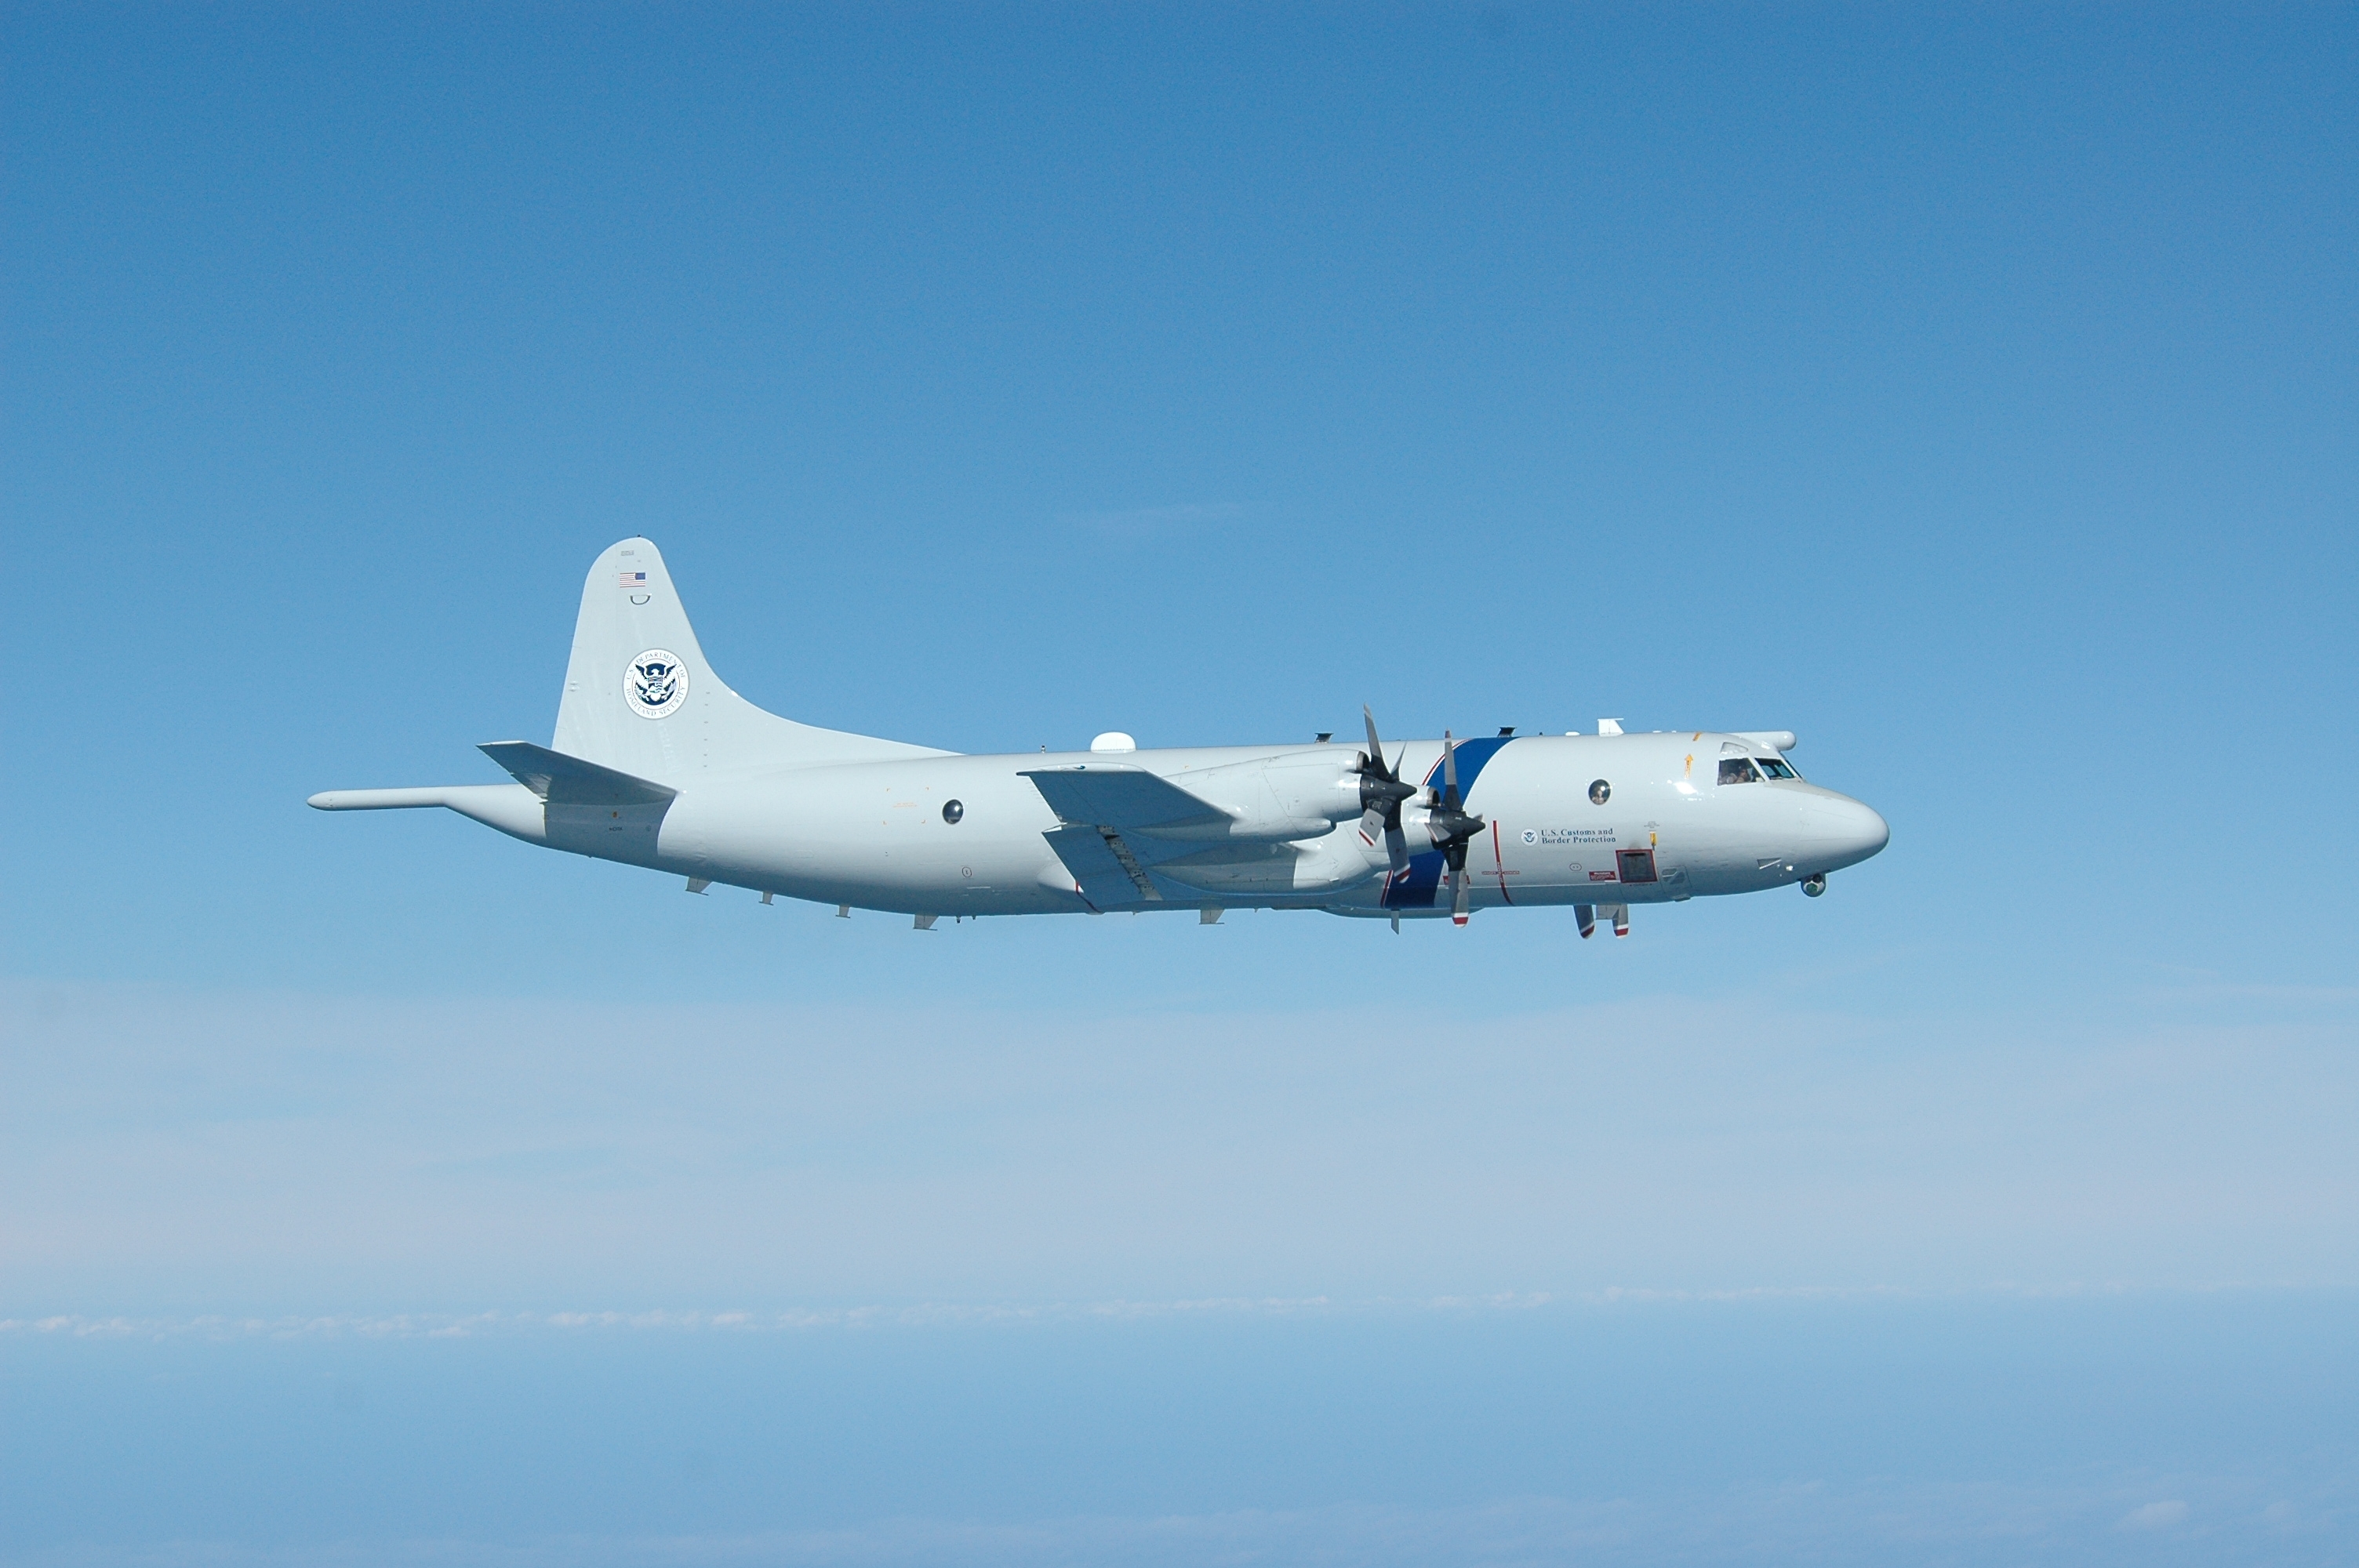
xmin=1450 ymin=863 xmax=1470 ymax=925
xmin=1441 ymin=730 xmax=1460 ymax=807
xmin=1355 ymin=704 xmax=1416 ymax=869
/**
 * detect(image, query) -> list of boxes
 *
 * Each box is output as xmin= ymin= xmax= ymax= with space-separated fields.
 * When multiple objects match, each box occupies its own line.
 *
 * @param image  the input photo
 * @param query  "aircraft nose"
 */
xmin=1801 ymin=794 xmax=1889 ymax=869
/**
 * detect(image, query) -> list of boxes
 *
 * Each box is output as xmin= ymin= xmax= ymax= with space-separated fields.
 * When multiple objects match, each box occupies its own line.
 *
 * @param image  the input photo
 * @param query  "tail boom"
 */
xmin=307 ymin=784 xmax=546 ymax=841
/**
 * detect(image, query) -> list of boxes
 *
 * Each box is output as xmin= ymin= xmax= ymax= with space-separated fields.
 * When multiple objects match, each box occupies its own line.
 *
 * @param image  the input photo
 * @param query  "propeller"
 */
xmin=1426 ymin=730 xmax=1489 ymax=926
xmin=1355 ymin=705 xmax=1417 ymax=875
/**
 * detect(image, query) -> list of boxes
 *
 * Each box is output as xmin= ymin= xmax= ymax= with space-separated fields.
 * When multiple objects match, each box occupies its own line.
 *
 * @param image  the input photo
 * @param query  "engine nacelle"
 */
xmin=1143 ymin=750 xmax=1366 ymax=843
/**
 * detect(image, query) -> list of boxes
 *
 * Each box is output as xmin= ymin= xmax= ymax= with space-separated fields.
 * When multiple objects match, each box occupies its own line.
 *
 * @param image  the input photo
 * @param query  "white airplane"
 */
xmin=312 ymin=538 xmax=1888 ymax=933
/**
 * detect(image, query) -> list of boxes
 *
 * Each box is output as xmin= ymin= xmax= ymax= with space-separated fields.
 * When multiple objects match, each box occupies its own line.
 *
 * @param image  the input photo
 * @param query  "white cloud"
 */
xmin=2118 ymin=1499 xmax=2190 ymax=1530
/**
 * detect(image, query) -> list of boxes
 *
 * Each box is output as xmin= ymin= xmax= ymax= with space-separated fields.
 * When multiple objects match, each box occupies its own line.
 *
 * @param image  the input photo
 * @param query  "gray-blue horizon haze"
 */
xmin=3 ymin=4 xmax=2354 ymax=1564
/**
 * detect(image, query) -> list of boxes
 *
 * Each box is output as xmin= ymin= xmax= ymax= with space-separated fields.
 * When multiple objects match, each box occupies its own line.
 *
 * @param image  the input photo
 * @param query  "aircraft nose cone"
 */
xmin=1855 ymin=801 xmax=1891 ymax=858
xmin=1801 ymin=794 xmax=1889 ymax=869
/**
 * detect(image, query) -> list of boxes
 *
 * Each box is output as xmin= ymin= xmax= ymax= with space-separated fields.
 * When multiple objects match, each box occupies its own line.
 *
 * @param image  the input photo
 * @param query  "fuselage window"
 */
xmin=1756 ymin=757 xmax=1797 ymax=780
xmin=1717 ymin=757 xmax=1761 ymax=785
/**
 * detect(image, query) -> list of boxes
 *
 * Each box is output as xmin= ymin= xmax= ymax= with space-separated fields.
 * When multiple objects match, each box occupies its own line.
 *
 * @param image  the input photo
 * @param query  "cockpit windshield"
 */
xmin=1756 ymin=757 xmax=1798 ymax=780
xmin=1717 ymin=757 xmax=1761 ymax=785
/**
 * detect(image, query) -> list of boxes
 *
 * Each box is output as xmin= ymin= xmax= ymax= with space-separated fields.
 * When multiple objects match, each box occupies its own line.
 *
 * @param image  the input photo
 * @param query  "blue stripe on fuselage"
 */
xmin=1380 ymin=735 xmax=1518 ymax=909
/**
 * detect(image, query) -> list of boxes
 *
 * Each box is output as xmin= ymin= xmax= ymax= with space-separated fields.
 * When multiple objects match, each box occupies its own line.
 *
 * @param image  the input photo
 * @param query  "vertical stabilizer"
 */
xmin=551 ymin=539 xmax=942 ymax=783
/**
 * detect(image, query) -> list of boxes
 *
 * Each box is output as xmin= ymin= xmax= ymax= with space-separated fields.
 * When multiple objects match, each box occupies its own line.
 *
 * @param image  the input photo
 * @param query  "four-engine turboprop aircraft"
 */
xmin=311 ymin=539 xmax=1888 ymax=931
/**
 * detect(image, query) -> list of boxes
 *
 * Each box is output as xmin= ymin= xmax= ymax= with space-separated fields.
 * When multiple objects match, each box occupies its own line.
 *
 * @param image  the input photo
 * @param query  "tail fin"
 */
xmin=551 ymin=538 xmax=943 ymax=782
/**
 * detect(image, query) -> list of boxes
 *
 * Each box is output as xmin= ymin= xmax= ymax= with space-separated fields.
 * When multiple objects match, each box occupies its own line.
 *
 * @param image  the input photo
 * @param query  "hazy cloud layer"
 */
xmin=5 ymin=980 xmax=2352 ymax=1313
xmin=3 ymin=1482 xmax=2347 ymax=1568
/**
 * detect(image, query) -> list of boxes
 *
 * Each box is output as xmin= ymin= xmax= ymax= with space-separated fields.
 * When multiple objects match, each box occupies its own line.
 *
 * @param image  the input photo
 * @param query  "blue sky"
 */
xmin=3 ymin=4 xmax=2356 ymax=1563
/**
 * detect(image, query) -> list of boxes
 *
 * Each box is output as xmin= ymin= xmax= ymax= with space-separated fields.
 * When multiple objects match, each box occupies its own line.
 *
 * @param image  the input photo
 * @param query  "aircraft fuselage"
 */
xmin=362 ymin=731 xmax=1886 ymax=922
xmin=311 ymin=538 xmax=1888 ymax=929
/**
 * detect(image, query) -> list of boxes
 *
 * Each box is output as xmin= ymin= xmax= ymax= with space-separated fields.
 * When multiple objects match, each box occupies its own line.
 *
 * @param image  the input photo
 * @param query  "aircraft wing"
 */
xmin=1019 ymin=765 xmax=1230 ymax=836
xmin=1021 ymin=765 xmax=1228 ymax=906
xmin=478 ymin=742 xmax=678 ymax=805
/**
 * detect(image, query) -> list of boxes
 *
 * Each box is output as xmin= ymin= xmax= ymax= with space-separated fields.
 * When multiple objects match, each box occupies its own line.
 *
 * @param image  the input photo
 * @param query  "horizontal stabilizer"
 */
xmin=1020 ymin=766 xmax=1228 ymax=836
xmin=478 ymin=742 xmax=678 ymax=805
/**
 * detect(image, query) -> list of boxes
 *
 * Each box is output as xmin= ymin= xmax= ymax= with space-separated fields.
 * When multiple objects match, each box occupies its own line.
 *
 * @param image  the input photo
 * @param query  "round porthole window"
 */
xmin=1588 ymin=779 xmax=1612 ymax=806
xmin=942 ymin=799 xmax=965 ymax=824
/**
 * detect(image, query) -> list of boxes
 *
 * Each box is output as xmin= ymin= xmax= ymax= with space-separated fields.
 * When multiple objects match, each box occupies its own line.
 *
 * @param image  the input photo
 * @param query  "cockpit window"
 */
xmin=1717 ymin=757 xmax=1761 ymax=785
xmin=1756 ymin=757 xmax=1797 ymax=780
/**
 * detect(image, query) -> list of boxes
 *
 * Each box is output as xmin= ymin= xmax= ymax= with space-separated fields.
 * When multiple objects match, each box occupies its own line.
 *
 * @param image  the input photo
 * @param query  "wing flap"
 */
xmin=1042 ymin=825 xmax=1180 ymax=906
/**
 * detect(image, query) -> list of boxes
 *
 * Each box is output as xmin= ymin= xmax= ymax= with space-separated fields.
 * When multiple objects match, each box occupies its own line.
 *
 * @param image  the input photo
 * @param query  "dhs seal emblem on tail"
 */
xmin=624 ymin=649 xmax=689 ymax=719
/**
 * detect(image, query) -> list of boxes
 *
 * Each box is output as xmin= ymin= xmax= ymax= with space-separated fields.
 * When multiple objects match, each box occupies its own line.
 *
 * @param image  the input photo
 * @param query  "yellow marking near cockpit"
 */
xmin=1685 ymin=753 xmax=1693 ymax=775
